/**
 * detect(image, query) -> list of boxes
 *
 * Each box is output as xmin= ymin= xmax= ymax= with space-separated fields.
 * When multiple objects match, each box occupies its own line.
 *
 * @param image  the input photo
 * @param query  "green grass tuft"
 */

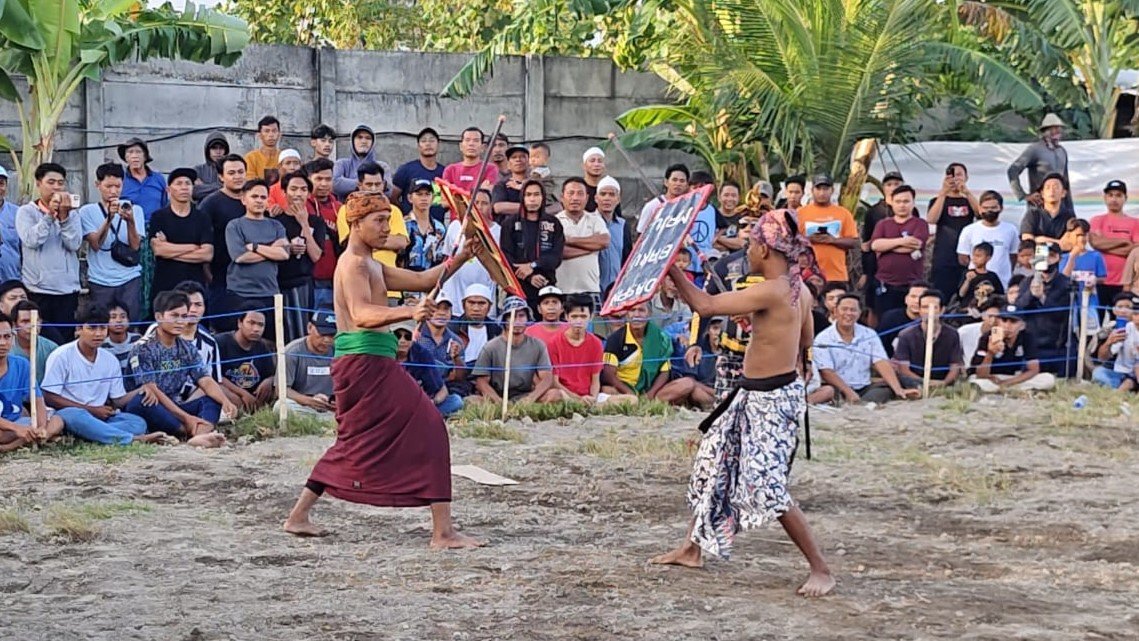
xmin=226 ymin=408 xmax=335 ymax=441
xmin=450 ymin=398 xmax=676 ymax=425
xmin=448 ymin=420 xmax=526 ymax=443
xmin=0 ymin=509 xmax=31 ymax=535
xmin=570 ymin=429 xmax=695 ymax=462
xmin=5 ymin=438 xmax=158 ymax=464
xmin=42 ymin=505 xmax=101 ymax=543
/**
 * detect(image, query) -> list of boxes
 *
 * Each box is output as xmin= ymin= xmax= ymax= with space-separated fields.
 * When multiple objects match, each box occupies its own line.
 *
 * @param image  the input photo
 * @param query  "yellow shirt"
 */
xmin=336 ymin=203 xmax=408 ymax=298
xmin=244 ymin=148 xmax=279 ymax=182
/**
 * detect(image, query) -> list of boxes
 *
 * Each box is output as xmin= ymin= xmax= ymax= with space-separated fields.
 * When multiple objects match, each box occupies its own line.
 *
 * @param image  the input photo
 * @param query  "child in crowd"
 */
xmin=528 ymin=142 xmax=560 ymax=212
xmin=1006 ymin=274 xmax=1025 ymax=304
xmin=1060 ymin=218 xmax=1107 ymax=334
xmin=1013 ymin=239 xmax=1036 ymax=280
xmin=955 ymin=241 xmax=1004 ymax=318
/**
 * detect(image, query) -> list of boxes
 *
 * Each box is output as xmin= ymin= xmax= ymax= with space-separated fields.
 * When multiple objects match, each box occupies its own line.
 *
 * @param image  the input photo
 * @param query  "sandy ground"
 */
xmin=2 ymin=388 xmax=1137 ymax=641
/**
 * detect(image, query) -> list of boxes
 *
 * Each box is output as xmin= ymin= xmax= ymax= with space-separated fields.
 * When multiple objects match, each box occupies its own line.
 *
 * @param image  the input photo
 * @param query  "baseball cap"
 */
xmin=812 ymin=173 xmax=834 ymax=187
xmin=1104 ymin=180 xmax=1127 ymax=195
xmin=537 ymin=285 xmax=565 ymax=301
xmin=409 ymin=178 xmax=433 ymax=193
xmin=505 ymin=145 xmax=530 ymax=158
xmin=757 ymin=180 xmax=774 ymax=198
xmin=882 ymin=170 xmax=905 ymax=183
xmin=0 ymin=166 xmax=7 ymax=179
xmin=311 ymin=309 xmax=337 ymax=335
xmin=436 ymin=294 xmax=455 ymax=308
xmin=999 ymin=304 xmax=1024 ymax=321
xmin=416 ymin=127 xmax=439 ymax=141
xmin=168 ymin=167 xmax=198 ymax=184
xmin=462 ymin=283 xmax=493 ymax=303
xmin=390 ymin=319 xmax=416 ymax=335
xmin=582 ymin=147 xmax=605 ymax=162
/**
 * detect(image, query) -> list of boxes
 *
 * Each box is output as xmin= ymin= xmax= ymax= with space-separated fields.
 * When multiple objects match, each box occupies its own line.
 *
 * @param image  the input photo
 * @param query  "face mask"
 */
xmin=981 ymin=210 xmax=1000 ymax=222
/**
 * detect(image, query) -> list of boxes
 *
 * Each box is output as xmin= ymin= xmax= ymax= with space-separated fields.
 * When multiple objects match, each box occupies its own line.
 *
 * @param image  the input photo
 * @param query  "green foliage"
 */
xmin=226 ymin=407 xmax=335 ymax=441
xmin=6 ymin=438 xmax=158 ymax=464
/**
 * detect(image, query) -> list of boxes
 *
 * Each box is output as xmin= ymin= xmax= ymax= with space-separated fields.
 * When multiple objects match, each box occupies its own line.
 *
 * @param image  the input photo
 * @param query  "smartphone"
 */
xmin=68 ymin=193 xmax=81 ymax=208
xmin=946 ymin=167 xmax=955 ymax=176
xmin=1032 ymin=243 xmax=1050 ymax=271
xmin=118 ymin=199 xmax=132 ymax=213
xmin=1115 ymin=317 xmax=1128 ymax=331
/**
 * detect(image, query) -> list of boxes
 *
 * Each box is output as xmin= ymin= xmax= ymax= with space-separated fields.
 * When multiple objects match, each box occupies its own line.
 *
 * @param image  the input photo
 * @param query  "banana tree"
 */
xmin=0 ymin=0 xmax=249 ymax=199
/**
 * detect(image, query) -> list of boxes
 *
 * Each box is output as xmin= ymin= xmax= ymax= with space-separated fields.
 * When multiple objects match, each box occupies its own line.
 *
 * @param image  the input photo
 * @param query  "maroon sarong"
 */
xmin=308 ymin=354 xmax=452 ymax=506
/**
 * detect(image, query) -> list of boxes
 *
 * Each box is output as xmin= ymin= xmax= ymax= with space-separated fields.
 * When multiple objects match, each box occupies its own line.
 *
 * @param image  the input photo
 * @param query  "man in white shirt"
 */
xmin=441 ymin=188 xmax=499 ymax=317
xmin=42 ymin=305 xmax=160 ymax=445
xmin=955 ymin=190 xmax=1020 ymax=288
xmin=637 ymin=163 xmax=691 ymax=234
xmin=556 ymin=177 xmax=609 ymax=307
xmin=815 ymin=294 xmax=920 ymax=404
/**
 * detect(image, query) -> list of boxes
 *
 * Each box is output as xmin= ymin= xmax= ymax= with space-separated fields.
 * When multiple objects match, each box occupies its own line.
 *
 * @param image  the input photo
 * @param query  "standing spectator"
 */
xmin=1089 ymin=180 xmax=1137 ymax=304
xmin=713 ymin=180 xmax=745 ymax=253
xmin=125 ymin=291 xmax=234 ymax=446
xmin=490 ymin=133 xmax=510 ymax=175
xmin=303 ymin=158 xmax=341 ymax=310
xmin=16 ymin=162 xmax=82 ymax=343
xmin=11 ymin=300 xmax=59 ymax=384
xmin=216 ymin=307 xmax=276 ymax=413
xmin=201 ymin=154 xmax=248 ymax=314
xmin=491 ymin=145 xmax=530 ymax=218
xmin=1014 ymin=243 xmax=1073 ymax=373
xmin=581 ymin=147 xmax=606 ymax=212
xmin=440 ymin=189 xmax=499 ymax=316
xmin=892 ymin=290 xmax=964 ymax=387
xmin=815 ymin=294 xmax=921 ymax=404
xmin=556 ymin=177 xmax=609 ymax=306
xmin=223 ymin=180 xmax=289 ymax=336
xmin=390 ymin=127 xmax=445 ymax=223
xmin=244 ymin=115 xmax=282 ymax=184
xmin=393 ymin=319 xmax=464 ymax=416
xmin=1060 ymin=218 xmax=1107 ymax=333
xmin=637 ymin=164 xmax=691 ymax=234
xmin=595 ymin=176 xmax=634 ymax=296
xmin=955 ymin=242 xmax=1005 ymax=314
xmin=782 ymin=174 xmax=806 ymax=210
xmin=956 ymin=190 xmax=1020 ymax=289
xmin=0 ymin=281 xmax=28 ymax=317
xmin=102 ymin=300 xmax=140 ymax=378
xmin=970 ymin=305 xmax=1056 ymax=392
xmin=1020 ymin=173 xmax=1074 ymax=248
xmin=117 ymin=138 xmax=167 ymax=221
xmin=1091 ymin=293 xmax=1135 ymax=389
xmin=42 ymin=305 xmax=156 ymax=446
xmin=927 ymin=163 xmax=979 ymax=299
xmin=819 ymin=282 xmax=848 ymax=326
xmin=602 ymin=301 xmax=712 ymax=407
xmin=0 ymin=312 xmax=64 ymax=453
xmin=443 ymin=127 xmax=499 ymax=192
xmin=280 ymin=310 xmax=336 ymax=416
xmin=877 ymin=281 xmax=929 ymax=355
xmin=0 ymin=166 xmax=21 ymax=281
xmin=501 ymin=180 xmax=565 ymax=309
xmin=193 ymin=131 xmax=230 ymax=202
xmin=149 ymin=167 xmax=213 ymax=298
xmin=1013 ymin=239 xmax=1036 ymax=280
xmin=271 ymin=172 xmax=324 ymax=342
xmin=525 ymin=286 xmax=566 ymax=347
xmin=332 ymin=124 xmax=384 ymax=200
xmin=859 ymin=171 xmax=905 ymax=317
xmin=548 ymin=295 xmax=636 ymax=405
xmin=471 ymin=297 xmax=563 ymax=405
xmin=79 ymin=162 xmax=145 ymax=319
xmin=404 ymin=179 xmax=447 ymax=271
xmin=1008 ymin=113 xmax=1072 ymax=215
xmin=309 ymin=124 xmax=336 ymax=162
xmin=334 ymin=162 xmax=409 ymax=305
xmin=268 ymin=149 xmax=303 ymax=208
xmin=869 ymin=184 xmax=929 ymax=318
xmin=797 ymin=174 xmax=858 ymax=284
xmin=685 ymin=171 xmax=721 ymax=275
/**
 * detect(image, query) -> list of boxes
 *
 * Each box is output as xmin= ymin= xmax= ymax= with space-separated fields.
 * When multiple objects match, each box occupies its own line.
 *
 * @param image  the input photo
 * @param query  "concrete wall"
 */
xmin=0 ymin=45 xmax=685 ymax=211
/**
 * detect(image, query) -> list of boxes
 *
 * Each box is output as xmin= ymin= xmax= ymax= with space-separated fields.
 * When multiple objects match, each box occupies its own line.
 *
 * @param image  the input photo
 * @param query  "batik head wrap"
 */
xmin=344 ymin=192 xmax=391 ymax=224
xmin=748 ymin=208 xmax=818 ymax=305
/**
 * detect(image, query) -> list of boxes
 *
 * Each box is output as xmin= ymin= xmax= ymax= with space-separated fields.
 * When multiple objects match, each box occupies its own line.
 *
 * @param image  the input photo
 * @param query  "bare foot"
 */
xmin=429 ymin=530 xmax=486 ymax=550
xmin=134 ymin=433 xmax=167 ymax=444
xmin=649 ymin=544 xmax=704 ymax=568
xmin=283 ymin=518 xmax=330 ymax=537
xmin=797 ymin=570 xmax=836 ymax=597
xmin=187 ymin=432 xmax=227 ymax=448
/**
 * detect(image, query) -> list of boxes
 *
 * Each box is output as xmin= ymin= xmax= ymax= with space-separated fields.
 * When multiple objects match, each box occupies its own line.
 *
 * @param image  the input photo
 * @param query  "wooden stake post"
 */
xmin=922 ymin=305 xmax=935 ymax=398
xmin=29 ymin=309 xmax=39 ymax=429
xmin=275 ymin=295 xmax=288 ymax=428
xmin=501 ymin=311 xmax=516 ymax=422
xmin=1076 ymin=288 xmax=1090 ymax=381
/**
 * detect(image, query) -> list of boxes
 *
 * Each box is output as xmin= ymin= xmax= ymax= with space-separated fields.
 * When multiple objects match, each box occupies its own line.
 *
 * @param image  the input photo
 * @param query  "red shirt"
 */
xmin=524 ymin=323 xmax=565 ymax=350
xmin=443 ymin=162 xmax=499 ymax=192
xmin=309 ymin=194 xmax=342 ymax=280
xmin=547 ymin=330 xmax=603 ymax=396
xmin=1089 ymin=212 xmax=1139 ymax=285
xmin=870 ymin=215 xmax=930 ymax=287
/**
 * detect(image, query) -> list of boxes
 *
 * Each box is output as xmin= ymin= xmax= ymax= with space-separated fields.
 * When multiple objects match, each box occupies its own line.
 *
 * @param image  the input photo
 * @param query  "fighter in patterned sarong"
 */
xmin=282 ymin=192 xmax=484 ymax=550
xmin=651 ymin=209 xmax=834 ymax=597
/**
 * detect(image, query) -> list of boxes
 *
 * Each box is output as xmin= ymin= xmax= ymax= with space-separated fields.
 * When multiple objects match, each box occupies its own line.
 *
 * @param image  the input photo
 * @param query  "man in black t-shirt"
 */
xmin=216 ymin=307 xmax=276 ymax=412
xmin=270 ymin=172 xmax=327 ymax=343
xmin=969 ymin=305 xmax=1055 ymax=392
xmin=198 ymin=154 xmax=248 ymax=316
xmin=149 ymin=167 xmax=213 ymax=298
xmin=928 ymin=163 xmax=980 ymax=302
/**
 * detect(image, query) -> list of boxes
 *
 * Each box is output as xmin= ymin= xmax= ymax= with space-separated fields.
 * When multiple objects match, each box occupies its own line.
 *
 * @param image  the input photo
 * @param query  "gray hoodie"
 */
xmin=193 ymin=131 xmax=230 ymax=202
xmin=332 ymin=124 xmax=391 ymax=200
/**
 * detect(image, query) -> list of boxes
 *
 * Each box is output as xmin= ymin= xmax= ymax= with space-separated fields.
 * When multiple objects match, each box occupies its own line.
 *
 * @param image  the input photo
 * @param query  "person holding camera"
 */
xmin=79 ymin=162 xmax=146 ymax=320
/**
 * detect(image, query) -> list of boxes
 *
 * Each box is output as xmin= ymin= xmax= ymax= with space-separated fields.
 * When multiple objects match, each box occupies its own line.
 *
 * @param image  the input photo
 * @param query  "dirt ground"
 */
xmin=2 ymin=386 xmax=1137 ymax=641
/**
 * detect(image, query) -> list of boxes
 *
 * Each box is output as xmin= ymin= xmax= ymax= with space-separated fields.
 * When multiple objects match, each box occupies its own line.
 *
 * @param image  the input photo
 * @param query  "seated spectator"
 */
xmin=869 ymin=184 xmax=928 ymax=318
xmin=892 ymin=290 xmax=964 ymax=388
xmin=1014 ymin=243 xmax=1073 ymax=373
xmin=806 ymin=361 xmax=836 ymax=405
xmin=1013 ymin=238 xmax=1036 ymax=280
xmin=0 ymin=312 xmax=65 ymax=452
xmin=216 ymin=306 xmax=276 ymax=413
xmin=42 ymin=305 xmax=159 ymax=446
xmin=954 ymin=241 xmax=1004 ymax=316
xmin=602 ymin=301 xmax=713 ymax=407
xmin=815 ymin=294 xmax=921 ymax=404
xmin=280 ymin=310 xmax=336 ymax=416
xmin=393 ymin=320 xmax=463 ymax=417
xmin=142 ymin=281 xmax=228 ymax=403
xmin=471 ymin=297 xmax=564 ymax=404
xmin=525 ymin=285 xmax=565 ymax=347
xmin=650 ymin=275 xmax=693 ymax=337
xmin=1092 ymin=293 xmax=1135 ymax=389
xmin=958 ymin=296 xmax=1006 ymax=372
xmin=876 ymin=281 xmax=928 ymax=356
xmin=1006 ymin=274 xmax=1026 ymax=303
xmin=0 ymin=279 xmax=28 ymax=316
xmin=1059 ymin=217 xmax=1106 ymax=333
xmin=417 ymin=296 xmax=467 ymax=391
xmin=11 ymin=300 xmax=59 ymax=384
xmin=970 ymin=305 xmax=1056 ymax=393
xmin=546 ymin=295 xmax=636 ymax=405
xmin=125 ymin=291 xmax=235 ymax=447
xmin=101 ymin=300 xmax=141 ymax=377
xmin=450 ymin=283 xmax=501 ymax=364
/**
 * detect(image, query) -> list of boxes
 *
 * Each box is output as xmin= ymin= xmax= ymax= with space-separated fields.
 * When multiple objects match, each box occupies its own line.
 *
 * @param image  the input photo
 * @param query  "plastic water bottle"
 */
xmin=1072 ymin=395 xmax=1088 ymax=410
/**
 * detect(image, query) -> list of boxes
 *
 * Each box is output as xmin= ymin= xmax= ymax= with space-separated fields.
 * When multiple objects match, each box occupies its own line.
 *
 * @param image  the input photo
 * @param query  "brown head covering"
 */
xmin=749 ymin=208 xmax=818 ymax=305
xmin=344 ymin=192 xmax=391 ymax=224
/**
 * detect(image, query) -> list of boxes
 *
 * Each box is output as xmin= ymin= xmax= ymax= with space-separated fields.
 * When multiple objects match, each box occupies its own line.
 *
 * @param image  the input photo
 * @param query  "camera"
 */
xmin=68 ymin=193 xmax=81 ymax=208
xmin=118 ymin=199 xmax=132 ymax=213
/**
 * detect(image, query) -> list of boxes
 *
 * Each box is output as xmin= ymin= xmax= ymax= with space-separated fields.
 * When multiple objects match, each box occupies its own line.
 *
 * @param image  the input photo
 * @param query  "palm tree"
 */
xmin=0 ymin=0 xmax=249 ymax=198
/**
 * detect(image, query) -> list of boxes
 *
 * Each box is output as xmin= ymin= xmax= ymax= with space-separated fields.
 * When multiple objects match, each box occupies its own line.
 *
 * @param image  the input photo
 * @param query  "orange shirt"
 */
xmin=797 ymin=202 xmax=857 ymax=282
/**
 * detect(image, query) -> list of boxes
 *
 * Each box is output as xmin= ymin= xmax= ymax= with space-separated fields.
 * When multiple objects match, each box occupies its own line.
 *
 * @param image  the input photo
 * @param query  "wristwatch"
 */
xmin=530 ymin=262 xmax=537 ymax=269
xmin=251 ymin=242 xmax=260 ymax=253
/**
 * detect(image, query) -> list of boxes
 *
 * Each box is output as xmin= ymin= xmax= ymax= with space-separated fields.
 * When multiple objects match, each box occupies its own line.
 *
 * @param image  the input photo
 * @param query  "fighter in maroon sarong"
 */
xmin=283 ymin=192 xmax=484 ymax=549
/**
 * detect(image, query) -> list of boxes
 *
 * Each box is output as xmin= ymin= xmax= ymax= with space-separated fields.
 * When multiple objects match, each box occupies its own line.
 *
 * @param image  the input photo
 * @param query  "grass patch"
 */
xmin=451 ymin=398 xmax=676 ymax=425
xmin=76 ymin=501 xmax=151 ymax=520
xmin=570 ymin=430 xmax=695 ymax=463
xmin=1044 ymin=381 xmax=1136 ymax=430
xmin=0 ymin=509 xmax=31 ymax=535
xmin=935 ymin=384 xmax=979 ymax=415
xmin=227 ymin=408 xmax=335 ymax=441
xmin=449 ymin=420 xmax=526 ymax=443
xmin=5 ymin=438 xmax=158 ymax=464
xmin=42 ymin=505 xmax=101 ymax=542
xmin=889 ymin=448 xmax=1013 ymax=505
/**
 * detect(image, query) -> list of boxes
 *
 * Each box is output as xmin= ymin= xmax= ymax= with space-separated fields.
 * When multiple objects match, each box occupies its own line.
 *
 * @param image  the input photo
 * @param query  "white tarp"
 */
xmin=863 ymin=138 xmax=1139 ymax=227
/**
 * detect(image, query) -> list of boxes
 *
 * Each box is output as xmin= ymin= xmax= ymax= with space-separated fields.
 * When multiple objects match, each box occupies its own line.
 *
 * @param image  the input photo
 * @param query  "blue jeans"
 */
xmin=1092 ymin=366 xmax=1128 ymax=389
xmin=57 ymin=407 xmax=148 ymax=445
xmin=313 ymin=282 xmax=334 ymax=311
xmin=436 ymin=393 xmax=463 ymax=417
xmin=124 ymin=395 xmax=222 ymax=436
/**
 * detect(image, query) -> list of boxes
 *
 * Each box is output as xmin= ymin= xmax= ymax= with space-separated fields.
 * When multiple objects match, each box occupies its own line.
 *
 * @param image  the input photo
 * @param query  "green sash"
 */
xmin=334 ymin=331 xmax=398 ymax=358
